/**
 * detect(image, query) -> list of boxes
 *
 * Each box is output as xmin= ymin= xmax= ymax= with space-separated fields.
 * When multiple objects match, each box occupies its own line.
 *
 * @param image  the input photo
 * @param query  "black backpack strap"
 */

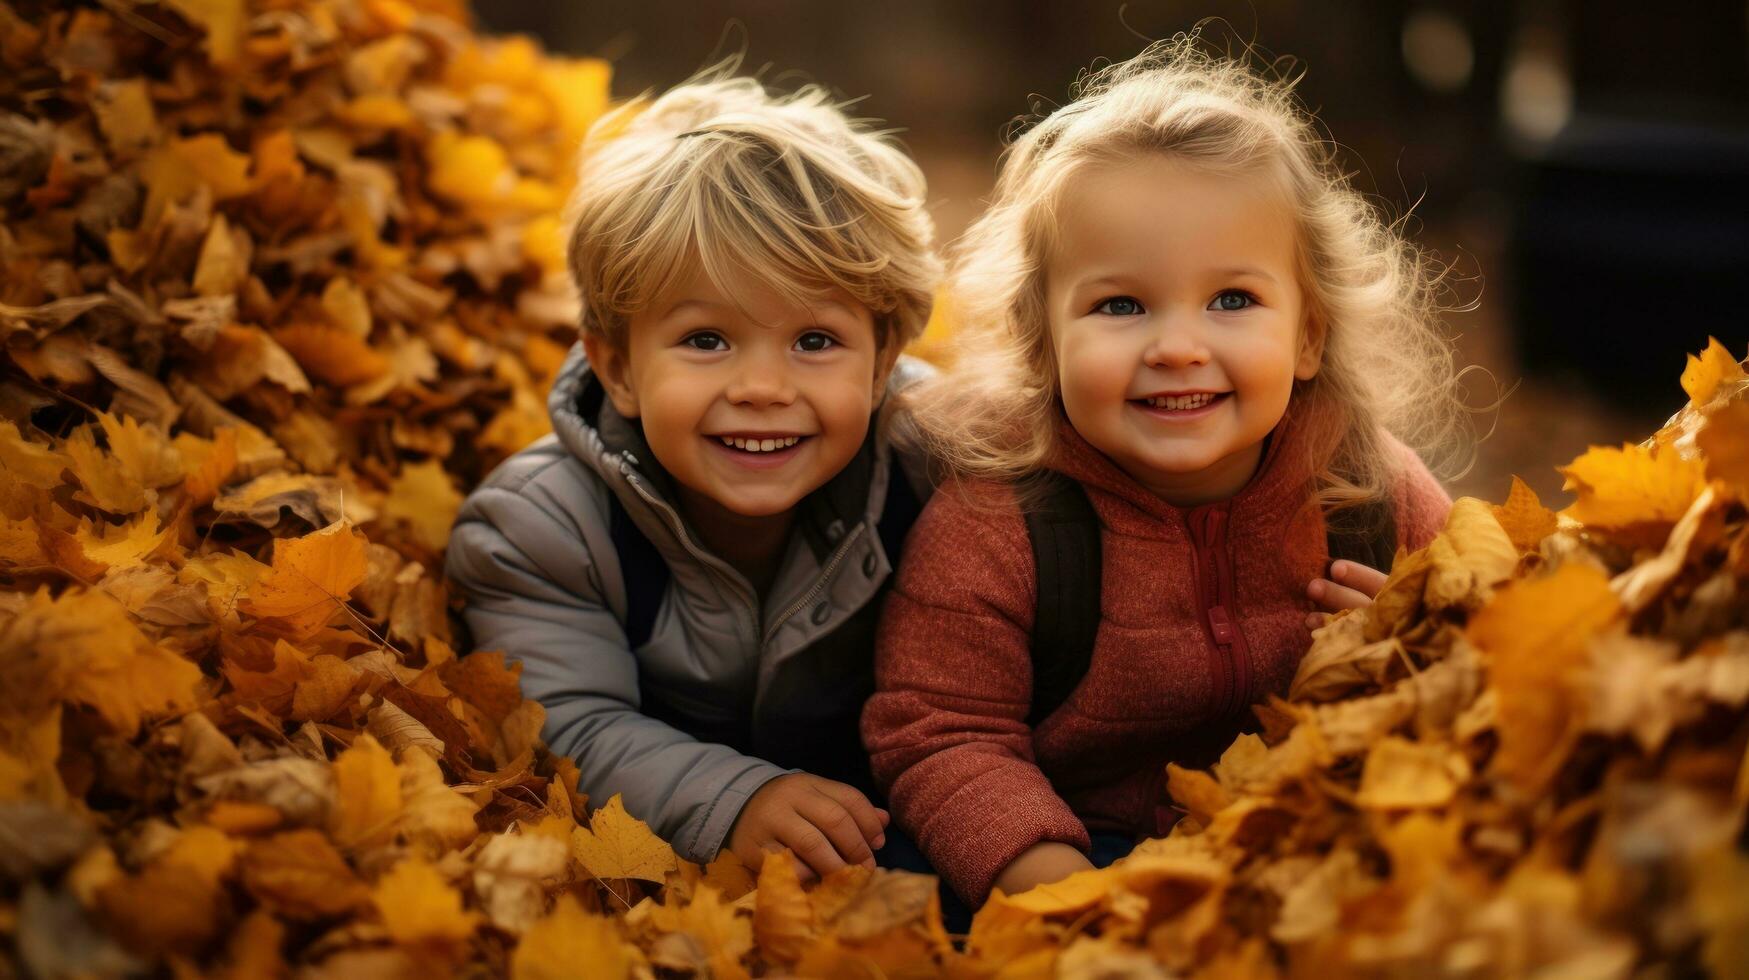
xmin=607 ymin=492 xmax=670 ymax=650
xmin=875 ymin=463 xmax=924 ymax=567
xmin=1324 ymin=496 xmax=1398 ymax=575
xmin=1022 ymin=472 xmax=1103 ymax=727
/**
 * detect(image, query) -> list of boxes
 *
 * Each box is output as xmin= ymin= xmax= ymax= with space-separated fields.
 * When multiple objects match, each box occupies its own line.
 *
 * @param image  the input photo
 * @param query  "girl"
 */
xmin=862 ymin=37 xmax=1469 ymax=907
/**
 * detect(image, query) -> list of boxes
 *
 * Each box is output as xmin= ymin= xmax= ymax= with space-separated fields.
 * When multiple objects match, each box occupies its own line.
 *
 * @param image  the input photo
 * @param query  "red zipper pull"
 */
xmin=1207 ymin=604 xmax=1236 ymax=645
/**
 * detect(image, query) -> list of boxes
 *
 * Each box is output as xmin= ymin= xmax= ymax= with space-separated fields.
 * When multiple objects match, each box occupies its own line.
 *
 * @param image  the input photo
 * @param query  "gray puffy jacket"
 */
xmin=445 ymin=342 xmax=932 ymax=862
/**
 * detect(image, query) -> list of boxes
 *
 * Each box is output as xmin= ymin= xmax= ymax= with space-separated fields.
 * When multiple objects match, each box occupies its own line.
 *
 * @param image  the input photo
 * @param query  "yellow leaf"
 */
xmin=321 ymin=278 xmax=373 ymax=338
xmin=1559 ymin=442 xmax=1708 ymax=532
xmin=176 ymin=133 xmax=254 ymax=199
xmin=75 ymin=511 xmax=172 ymax=570
xmin=164 ymin=0 xmax=245 ymax=66
xmin=0 ymin=419 xmax=70 ymax=489
xmin=240 ymin=829 xmax=371 ymax=921
xmin=160 ymin=825 xmax=242 ymax=888
xmin=1491 ymin=476 xmax=1559 ymax=553
xmin=92 ymin=78 xmax=158 ymax=155
xmin=426 ymin=131 xmax=512 ymax=208
xmin=372 ymin=856 xmax=479 ymax=944
xmin=570 ymin=794 xmax=678 ymax=883
xmin=1681 ymin=336 xmax=1745 ymax=406
xmin=64 ymin=423 xmax=149 ymax=513
xmin=702 ymin=850 xmax=756 ymax=902
xmin=330 ymin=732 xmax=402 ymax=850
xmin=645 ymin=885 xmax=752 ymax=978
xmin=243 ymin=521 xmax=369 ymax=637
xmin=1000 ymin=866 xmax=1113 ymax=916
xmin=1468 ymin=564 xmax=1621 ymax=789
xmin=192 ymin=213 xmax=251 ymax=297
xmin=513 ymin=894 xmax=641 ymax=980
xmin=395 ymin=745 xmax=481 ymax=851
xmin=289 ymin=654 xmax=360 ymax=722
xmin=754 ymin=851 xmax=815 ymax=963
xmin=1354 ymin=736 xmax=1470 ymax=809
xmin=380 ymin=459 xmax=462 ymax=553
xmin=2 ymin=590 xmax=202 ymax=736
xmin=1698 ymin=400 xmax=1749 ymax=496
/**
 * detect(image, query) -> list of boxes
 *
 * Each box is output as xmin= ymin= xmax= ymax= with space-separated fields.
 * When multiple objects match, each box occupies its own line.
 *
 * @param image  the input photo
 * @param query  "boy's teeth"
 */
xmin=719 ymin=436 xmax=801 ymax=452
xmin=1146 ymin=393 xmax=1216 ymax=410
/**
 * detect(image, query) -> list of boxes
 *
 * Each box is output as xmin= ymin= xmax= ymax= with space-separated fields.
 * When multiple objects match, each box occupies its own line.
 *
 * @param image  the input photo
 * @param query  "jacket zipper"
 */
xmin=1187 ymin=505 xmax=1251 ymax=716
xmin=620 ymin=465 xmax=762 ymax=648
xmin=761 ymin=523 xmax=866 ymax=646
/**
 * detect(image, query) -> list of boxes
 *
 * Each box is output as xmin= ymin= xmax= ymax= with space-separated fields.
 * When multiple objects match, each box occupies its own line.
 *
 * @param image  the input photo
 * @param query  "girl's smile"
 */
xmin=1045 ymin=155 xmax=1322 ymax=507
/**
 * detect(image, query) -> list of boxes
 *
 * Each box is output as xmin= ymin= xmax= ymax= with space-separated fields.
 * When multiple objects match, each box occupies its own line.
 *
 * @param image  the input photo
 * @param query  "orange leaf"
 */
xmin=1681 ymin=336 xmax=1745 ymax=406
xmin=1697 ymin=400 xmax=1749 ymax=496
xmin=570 ymin=794 xmax=678 ymax=883
xmin=512 ymin=894 xmax=642 ymax=980
xmin=1490 ymin=476 xmax=1559 ymax=553
xmin=372 ymin=856 xmax=480 ymax=944
xmin=330 ymin=732 xmax=403 ymax=850
xmin=1468 ymin=564 xmax=1621 ymax=790
xmin=1559 ymin=442 xmax=1708 ymax=533
xmin=273 ymin=324 xmax=390 ymax=386
xmin=243 ymin=521 xmax=370 ymax=637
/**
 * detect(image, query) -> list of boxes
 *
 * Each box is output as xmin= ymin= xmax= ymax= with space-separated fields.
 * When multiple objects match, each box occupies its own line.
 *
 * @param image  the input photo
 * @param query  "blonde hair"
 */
xmin=564 ymin=69 xmax=941 ymax=352
xmin=911 ymin=35 xmax=1473 ymax=514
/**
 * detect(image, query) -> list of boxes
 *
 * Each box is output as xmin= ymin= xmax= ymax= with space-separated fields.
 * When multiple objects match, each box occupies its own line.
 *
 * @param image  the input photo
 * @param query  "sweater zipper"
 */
xmin=1187 ymin=505 xmax=1251 ymax=716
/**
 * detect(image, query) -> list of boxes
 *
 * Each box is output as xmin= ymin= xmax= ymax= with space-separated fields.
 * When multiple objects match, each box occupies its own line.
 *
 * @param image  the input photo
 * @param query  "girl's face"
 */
xmin=1044 ymin=155 xmax=1321 ymax=506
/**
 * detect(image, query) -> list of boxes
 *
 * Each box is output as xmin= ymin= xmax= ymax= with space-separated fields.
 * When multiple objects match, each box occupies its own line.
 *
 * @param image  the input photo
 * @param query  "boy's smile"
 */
xmin=587 ymin=266 xmax=894 ymax=520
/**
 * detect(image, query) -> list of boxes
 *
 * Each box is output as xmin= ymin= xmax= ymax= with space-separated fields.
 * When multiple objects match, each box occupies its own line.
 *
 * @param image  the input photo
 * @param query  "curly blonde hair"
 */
xmin=910 ymin=35 xmax=1473 ymax=514
xmin=564 ymin=69 xmax=941 ymax=352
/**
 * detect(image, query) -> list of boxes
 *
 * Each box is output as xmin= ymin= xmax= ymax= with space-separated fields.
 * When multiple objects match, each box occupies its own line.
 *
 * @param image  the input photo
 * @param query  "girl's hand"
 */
xmin=991 ymin=842 xmax=1095 ymax=898
xmin=1305 ymin=560 xmax=1389 ymax=628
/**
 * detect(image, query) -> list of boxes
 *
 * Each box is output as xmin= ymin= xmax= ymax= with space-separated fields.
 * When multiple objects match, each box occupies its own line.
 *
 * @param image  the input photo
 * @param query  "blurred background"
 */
xmin=478 ymin=0 xmax=1749 ymax=503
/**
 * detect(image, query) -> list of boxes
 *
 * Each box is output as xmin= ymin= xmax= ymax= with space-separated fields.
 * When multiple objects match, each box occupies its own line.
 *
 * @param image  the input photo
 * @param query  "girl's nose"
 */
xmin=1141 ymin=314 xmax=1212 ymax=368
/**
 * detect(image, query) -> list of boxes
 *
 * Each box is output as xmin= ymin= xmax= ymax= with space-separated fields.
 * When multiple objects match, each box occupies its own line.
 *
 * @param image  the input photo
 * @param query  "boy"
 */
xmin=445 ymin=73 xmax=941 ymax=877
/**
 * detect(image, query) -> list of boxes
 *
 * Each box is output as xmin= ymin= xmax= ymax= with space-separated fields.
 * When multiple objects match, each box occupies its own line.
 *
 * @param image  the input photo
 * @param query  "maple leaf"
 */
xmin=373 ymin=856 xmax=481 ymax=945
xmin=381 ymin=459 xmax=463 ymax=553
xmin=243 ymin=521 xmax=369 ymax=637
xmin=1680 ymin=336 xmax=1746 ymax=406
xmin=1559 ymin=442 xmax=1708 ymax=533
xmin=1468 ymin=563 xmax=1621 ymax=790
xmin=571 ymin=794 xmax=679 ymax=883
xmin=239 ymin=829 xmax=371 ymax=921
xmin=1696 ymin=400 xmax=1749 ymax=495
xmin=754 ymin=851 xmax=816 ymax=963
xmin=330 ymin=732 xmax=403 ymax=851
xmin=513 ymin=894 xmax=643 ymax=980
xmin=1491 ymin=475 xmax=1560 ymax=553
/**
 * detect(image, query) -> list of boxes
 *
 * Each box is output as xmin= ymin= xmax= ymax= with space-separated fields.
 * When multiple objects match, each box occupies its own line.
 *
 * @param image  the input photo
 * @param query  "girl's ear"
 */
xmin=1294 ymin=313 xmax=1327 ymax=381
xmin=582 ymin=333 xmax=641 ymax=418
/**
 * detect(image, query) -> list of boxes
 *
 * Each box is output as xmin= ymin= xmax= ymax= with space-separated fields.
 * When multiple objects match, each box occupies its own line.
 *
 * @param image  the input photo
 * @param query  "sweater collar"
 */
xmin=1047 ymin=396 xmax=1331 ymax=530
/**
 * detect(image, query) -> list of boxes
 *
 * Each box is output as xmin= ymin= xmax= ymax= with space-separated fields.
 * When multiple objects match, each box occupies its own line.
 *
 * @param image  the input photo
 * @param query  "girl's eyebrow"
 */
xmin=1216 ymin=266 xmax=1279 ymax=283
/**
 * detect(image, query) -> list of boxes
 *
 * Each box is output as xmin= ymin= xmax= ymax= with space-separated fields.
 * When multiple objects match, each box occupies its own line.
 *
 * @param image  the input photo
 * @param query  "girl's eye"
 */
xmin=1211 ymin=290 xmax=1255 ymax=312
xmin=683 ymin=332 xmax=727 ymax=352
xmin=794 ymin=331 xmax=837 ymax=353
xmin=1094 ymin=296 xmax=1144 ymax=317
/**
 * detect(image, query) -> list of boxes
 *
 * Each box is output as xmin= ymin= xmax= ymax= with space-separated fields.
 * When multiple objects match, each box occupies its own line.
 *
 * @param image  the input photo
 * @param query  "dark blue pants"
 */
xmin=876 ymin=828 xmax=1137 ymax=935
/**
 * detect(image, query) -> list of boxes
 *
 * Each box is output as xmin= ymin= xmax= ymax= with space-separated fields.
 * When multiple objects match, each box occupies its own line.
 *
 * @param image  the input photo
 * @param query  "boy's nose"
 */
xmin=725 ymin=358 xmax=798 ymax=406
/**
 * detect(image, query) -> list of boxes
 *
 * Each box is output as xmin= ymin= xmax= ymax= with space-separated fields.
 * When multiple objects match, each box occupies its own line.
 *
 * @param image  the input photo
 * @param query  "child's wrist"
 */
xmin=993 ymin=841 xmax=1092 ymax=897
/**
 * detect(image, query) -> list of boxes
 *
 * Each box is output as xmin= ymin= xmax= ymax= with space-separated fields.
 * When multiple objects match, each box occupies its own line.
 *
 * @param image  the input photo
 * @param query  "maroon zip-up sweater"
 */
xmin=862 ymin=412 xmax=1451 ymax=905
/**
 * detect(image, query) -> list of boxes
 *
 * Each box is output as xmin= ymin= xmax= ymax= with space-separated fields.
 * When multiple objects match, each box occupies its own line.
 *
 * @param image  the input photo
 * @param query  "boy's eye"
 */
xmin=1094 ymin=296 xmax=1144 ymax=316
xmin=1211 ymin=290 xmax=1255 ymax=312
xmin=683 ymin=332 xmax=728 ymax=352
xmin=794 ymin=331 xmax=837 ymax=353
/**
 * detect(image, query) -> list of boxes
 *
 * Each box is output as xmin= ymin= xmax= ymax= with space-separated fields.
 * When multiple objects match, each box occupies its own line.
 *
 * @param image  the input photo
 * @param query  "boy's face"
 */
xmin=588 ymin=266 xmax=896 ymax=518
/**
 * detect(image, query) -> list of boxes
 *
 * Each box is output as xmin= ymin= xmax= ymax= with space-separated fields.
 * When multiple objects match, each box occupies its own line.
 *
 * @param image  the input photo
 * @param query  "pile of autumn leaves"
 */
xmin=3 ymin=1 xmax=1749 ymax=977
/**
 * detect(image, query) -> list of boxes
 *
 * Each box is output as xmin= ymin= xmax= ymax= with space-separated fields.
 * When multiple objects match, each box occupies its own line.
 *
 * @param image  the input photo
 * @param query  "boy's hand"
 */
xmin=727 ymin=774 xmax=889 ymax=880
xmin=1305 ymin=559 xmax=1390 ymax=627
xmin=992 ymin=842 xmax=1094 ymax=898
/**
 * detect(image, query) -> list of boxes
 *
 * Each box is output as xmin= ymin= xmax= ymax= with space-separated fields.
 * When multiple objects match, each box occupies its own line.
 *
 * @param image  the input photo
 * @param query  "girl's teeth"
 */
xmin=718 ymin=436 xmax=802 ymax=452
xmin=1147 ymin=393 xmax=1216 ymax=410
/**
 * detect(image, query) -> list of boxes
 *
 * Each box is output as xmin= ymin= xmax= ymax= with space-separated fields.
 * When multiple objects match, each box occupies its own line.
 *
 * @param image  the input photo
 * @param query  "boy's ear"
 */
xmin=582 ymin=333 xmax=641 ymax=418
xmin=870 ymin=335 xmax=905 ymax=406
xmin=1294 ymin=313 xmax=1327 ymax=381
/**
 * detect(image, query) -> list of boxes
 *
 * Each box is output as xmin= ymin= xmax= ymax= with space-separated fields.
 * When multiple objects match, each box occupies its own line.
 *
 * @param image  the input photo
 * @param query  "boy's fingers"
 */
xmin=778 ymin=813 xmax=849 ymax=879
xmin=812 ymin=781 xmax=886 ymax=849
xmin=1330 ymin=560 xmax=1390 ymax=598
xmin=796 ymin=794 xmax=875 ymax=869
xmin=1309 ymin=578 xmax=1373 ymax=612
